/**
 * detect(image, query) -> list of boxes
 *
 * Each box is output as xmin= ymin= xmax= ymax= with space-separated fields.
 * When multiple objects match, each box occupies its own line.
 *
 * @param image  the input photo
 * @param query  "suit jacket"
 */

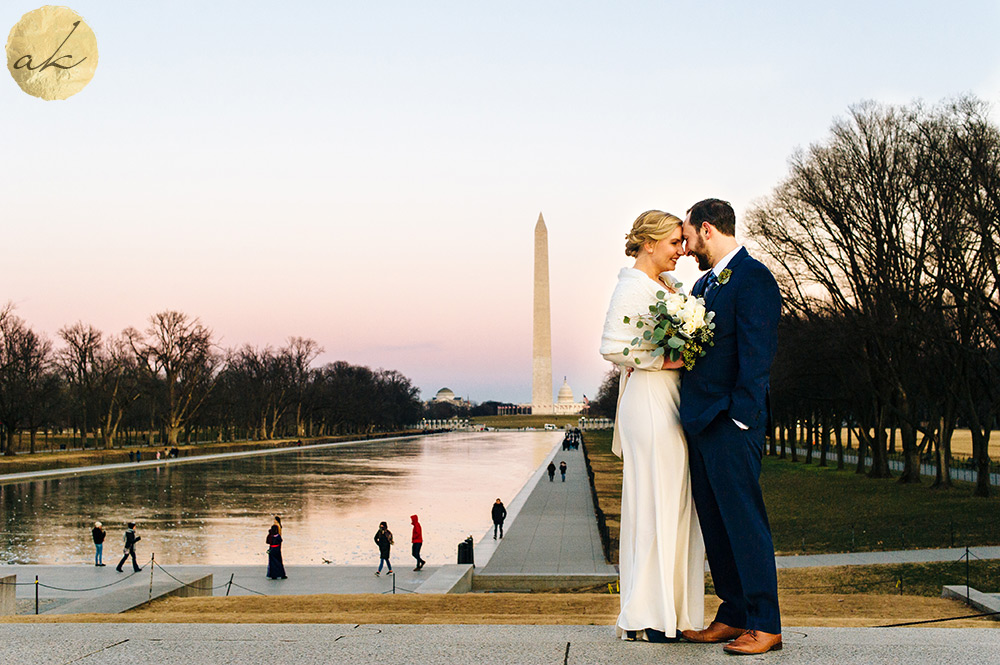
xmin=679 ymin=247 xmax=780 ymax=437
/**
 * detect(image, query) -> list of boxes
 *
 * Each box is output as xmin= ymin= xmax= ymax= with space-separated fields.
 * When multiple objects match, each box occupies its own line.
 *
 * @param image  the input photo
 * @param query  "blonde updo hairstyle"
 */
xmin=624 ymin=210 xmax=682 ymax=257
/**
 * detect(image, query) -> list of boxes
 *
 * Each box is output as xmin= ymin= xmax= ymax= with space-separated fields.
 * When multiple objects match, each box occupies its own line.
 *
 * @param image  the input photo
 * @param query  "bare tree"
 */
xmin=57 ymin=322 xmax=102 ymax=448
xmin=284 ymin=337 xmax=322 ymax=437
xmin=126 ymin=311 xmax=219 ymax=447
xmin=0 ymin=313 xmax=55 ymax=455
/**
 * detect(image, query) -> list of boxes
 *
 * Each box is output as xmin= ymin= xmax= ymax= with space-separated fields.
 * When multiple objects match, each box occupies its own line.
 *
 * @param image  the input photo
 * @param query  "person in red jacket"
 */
xmin=411 ymin=514 xmax=426 ymax=571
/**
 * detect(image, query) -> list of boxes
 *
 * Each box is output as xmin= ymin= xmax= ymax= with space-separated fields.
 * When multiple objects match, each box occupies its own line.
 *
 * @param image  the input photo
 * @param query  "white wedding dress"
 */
xmin=600 ymin=267 xmax=705 ymax=640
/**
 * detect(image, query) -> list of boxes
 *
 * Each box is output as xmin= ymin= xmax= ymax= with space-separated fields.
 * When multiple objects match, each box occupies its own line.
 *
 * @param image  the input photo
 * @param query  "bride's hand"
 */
xmin=662 ymin=357 xmax=685 ymax=370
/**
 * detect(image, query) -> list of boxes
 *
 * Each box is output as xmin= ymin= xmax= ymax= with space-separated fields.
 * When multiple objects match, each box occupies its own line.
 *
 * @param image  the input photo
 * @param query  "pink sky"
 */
xmin=3 ymin=1 xmax=998 ymax=402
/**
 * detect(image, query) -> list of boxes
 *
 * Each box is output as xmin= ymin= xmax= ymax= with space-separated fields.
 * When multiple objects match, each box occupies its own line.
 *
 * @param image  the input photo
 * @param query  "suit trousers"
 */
xmin=687 ymin=414 xmax=780 ymax=634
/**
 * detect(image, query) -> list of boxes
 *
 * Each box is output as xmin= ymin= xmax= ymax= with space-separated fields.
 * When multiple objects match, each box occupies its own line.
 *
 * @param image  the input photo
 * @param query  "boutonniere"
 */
xmin=718 ymin=268 xmax=732 ymax=285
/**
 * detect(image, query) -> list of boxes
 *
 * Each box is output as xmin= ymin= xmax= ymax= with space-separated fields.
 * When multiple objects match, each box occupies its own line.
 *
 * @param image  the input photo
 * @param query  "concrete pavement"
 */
xmin=474 ymin=443 xmax=618 ymax=590
xmin=1 ymin=624 xmax=998 ymax=665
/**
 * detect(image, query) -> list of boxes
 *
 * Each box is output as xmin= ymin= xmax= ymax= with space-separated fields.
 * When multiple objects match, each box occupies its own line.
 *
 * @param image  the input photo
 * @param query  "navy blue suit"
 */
xmin=680 ymin=247 xmax=782 ymax=635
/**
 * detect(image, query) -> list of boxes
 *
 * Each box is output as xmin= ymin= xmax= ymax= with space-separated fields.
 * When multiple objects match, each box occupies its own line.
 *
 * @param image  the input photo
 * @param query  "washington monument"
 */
xmin=532 ymin=213 xmax=553 ymax=411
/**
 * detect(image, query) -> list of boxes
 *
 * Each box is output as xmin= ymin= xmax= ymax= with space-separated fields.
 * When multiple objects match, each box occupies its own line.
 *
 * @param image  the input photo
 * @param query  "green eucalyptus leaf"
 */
xmin=656 ymin=290 xmax=666 ymax=299
xmin=643 ymin=330 xmax=652 ymax=341
xmin=623 ymin=316 xmax=631 ymax=324
xmin=651 ymin=347 xmax=664 ymax=357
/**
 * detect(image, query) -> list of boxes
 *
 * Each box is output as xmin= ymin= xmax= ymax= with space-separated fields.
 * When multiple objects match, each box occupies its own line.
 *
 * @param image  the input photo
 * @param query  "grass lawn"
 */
xmin=470 ymin=415 xmax=587 ymax=429
xmin=584 ymin=430 xmax=1000 ymax=556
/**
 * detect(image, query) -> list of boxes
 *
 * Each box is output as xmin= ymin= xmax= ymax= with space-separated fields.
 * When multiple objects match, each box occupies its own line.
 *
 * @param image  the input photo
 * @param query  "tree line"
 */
xmin=0 ymin=308 xmax=424 ymax=454
xmin=592 ymin=96 xmax=1000 ymax=497
xmin=748 ymin=96 xmax=1000 ymax=497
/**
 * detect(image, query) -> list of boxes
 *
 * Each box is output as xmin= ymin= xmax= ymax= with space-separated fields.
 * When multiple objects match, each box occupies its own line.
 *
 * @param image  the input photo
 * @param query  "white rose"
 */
xmin=665 ymin=294 xmax=685 ymax=317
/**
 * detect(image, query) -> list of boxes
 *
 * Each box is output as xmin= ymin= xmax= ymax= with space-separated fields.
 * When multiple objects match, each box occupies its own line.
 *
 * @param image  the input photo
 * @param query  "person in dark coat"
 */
xmin=547 ymin=461 xmax=556 ymax=481
xmin=559 ymin=460 xmax=567 ymax=482
xmin=410 ymin=514 xmax=426 ymax=571
xmin=266 ymin=524 xmax=287 ymax=579
xmin=91 ymin=521 xmax=106 ymax=567
xmin=491 ymin=498 xmax=507 ymax=539
xmin=374 ymin=521 xmax=393 ymax=576
xmin=115 ymin=522 xmax=142 ymax=572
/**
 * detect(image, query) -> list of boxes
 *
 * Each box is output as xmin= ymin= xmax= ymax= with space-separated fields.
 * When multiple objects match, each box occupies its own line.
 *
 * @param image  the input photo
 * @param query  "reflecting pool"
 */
xmin=0 ymin=431 xmax=558 ymax=566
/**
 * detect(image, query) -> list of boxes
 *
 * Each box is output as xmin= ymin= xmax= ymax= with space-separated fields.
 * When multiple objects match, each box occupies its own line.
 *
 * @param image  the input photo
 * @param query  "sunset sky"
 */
xmin=2 ymin=1 xmax=998 ymax=403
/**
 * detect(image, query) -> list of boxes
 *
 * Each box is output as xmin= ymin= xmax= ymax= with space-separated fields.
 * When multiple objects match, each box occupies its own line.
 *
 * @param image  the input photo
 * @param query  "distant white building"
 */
xmin=430 ymin=387 xmax=470 ymax=408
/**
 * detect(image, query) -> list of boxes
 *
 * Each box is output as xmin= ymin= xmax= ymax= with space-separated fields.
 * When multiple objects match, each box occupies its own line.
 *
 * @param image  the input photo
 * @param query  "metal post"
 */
xmin=392 ymin=573 xmax=396 ymax=595
xmin=965 ymin=546 xmax=970 ymax=604
xmin=149 ymin=553 xmax=155 ymax=602
xmin=35 ymin=575 xmax=38 ymax=615
xmin=226 ymin=573 xmax=234 ymax=597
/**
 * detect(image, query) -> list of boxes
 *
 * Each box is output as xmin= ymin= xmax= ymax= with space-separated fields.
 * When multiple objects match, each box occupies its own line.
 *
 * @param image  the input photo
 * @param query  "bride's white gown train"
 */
xmin=600 ymin=267 xmax=705 ymax=639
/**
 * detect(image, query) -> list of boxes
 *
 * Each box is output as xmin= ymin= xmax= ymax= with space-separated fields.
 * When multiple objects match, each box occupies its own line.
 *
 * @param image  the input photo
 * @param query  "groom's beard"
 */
xmin=690 ymin=249 xmax=711 ymax=271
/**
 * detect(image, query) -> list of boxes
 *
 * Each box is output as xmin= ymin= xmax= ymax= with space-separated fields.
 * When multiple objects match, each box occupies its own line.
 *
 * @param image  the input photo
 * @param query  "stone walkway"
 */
xmin=474 ymin=443 xmax=618 ymax=590
xmin=1 ymin=624 xmax=998 ymax=665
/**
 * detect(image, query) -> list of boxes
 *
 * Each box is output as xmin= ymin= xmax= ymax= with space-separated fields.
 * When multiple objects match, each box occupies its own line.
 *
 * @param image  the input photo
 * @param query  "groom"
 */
xmin=679 ymin=199 xmax=782 ymax=655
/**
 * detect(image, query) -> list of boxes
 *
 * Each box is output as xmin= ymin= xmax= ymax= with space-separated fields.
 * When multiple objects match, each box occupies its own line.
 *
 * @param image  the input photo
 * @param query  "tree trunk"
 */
xmin=819 ymin=417 xmax=829 ymax=467
xmin=790 ymin=421 xmax=799 ymax=462
xmin=835 ymin=422 xmax=844 ymax=470
xmin=779 ymin=424 xmax=787 ymax=459
xmin=972 ymin=427 xmax=993 ymax=498
xmin=855 ymin=427 xmax=868 ymax=475
xmin=805 ymin=417 xmax=814 ymax=464
xmin=29 ymin=428 xmax=37 ymax=454
xmin=868 ymin=406 xmax=892 ymax=478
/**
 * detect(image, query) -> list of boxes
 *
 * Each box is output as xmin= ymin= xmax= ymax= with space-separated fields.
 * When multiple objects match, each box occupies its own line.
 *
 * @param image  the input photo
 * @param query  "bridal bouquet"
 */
xmin=622 ymin=287 xmax=715 ymax=370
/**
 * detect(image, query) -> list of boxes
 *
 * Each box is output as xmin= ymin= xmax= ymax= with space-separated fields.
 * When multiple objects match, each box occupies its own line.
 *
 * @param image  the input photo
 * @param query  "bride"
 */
xmin=600 ymin=210 xmax=705 ymax=641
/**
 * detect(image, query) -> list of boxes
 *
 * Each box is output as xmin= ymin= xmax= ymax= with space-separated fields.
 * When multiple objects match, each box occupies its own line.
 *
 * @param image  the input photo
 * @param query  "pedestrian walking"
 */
xmin=410 ymin=514 xmax=426 ymax=571
xmin=547 ymin=461 xmax=556 ymax=481
xmin=115 ymin=522 xmax=142 ymax=572
xmin=266 ymin=524 xmax=287 ymax=579
xmin=374 ymin=521 xmax=393 ymax=576
xmin=559 ymin=460 xmax=567 ymax=482
xmin=91 ymin=521 xmax=106 ymax=567
xmin=491 ymin=498 xmax=507 ymax=539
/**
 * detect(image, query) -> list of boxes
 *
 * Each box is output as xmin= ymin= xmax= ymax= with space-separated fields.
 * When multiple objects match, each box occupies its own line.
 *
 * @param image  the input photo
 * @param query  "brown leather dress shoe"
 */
xmin=680 ymin=621 xmax=745 ymax=643
xmin=723 ymin=629 xmax=782 ymax=655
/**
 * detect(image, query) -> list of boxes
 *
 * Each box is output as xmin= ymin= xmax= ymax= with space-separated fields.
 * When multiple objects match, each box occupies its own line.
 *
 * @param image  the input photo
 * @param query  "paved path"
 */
xmin=775 ymin=546 xmax=1000 ymax=569
xmin=476 ymin=443 xmax=617 ymax=587
xmin=0 ymin=563 xmax=454 ymax=613
xmin=784 ymin=446 xmax=1000 ymax=486
xmin=1 ymin=624 xmax=998 ymax=665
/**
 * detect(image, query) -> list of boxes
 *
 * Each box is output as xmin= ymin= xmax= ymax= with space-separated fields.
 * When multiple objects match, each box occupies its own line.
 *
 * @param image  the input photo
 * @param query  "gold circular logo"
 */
xmin=6 ymin=6 xmax=98 ymax=101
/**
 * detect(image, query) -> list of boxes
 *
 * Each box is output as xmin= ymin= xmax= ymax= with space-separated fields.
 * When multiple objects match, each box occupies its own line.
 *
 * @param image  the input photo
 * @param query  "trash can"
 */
xmin=457 ymin=536 xmax=475 ymax=566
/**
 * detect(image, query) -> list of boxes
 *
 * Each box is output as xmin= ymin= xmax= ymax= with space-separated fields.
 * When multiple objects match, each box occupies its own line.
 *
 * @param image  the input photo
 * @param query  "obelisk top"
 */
xmin=535 ymin=212 xmax=546 ymax=230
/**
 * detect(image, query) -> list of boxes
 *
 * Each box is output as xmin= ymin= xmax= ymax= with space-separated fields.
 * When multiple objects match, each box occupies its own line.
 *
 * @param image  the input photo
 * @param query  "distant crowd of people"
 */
xmin=562 ymin=428 xmax=583 ymax=450
xmin=126 ymin=447 xmax=180 ymax=463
